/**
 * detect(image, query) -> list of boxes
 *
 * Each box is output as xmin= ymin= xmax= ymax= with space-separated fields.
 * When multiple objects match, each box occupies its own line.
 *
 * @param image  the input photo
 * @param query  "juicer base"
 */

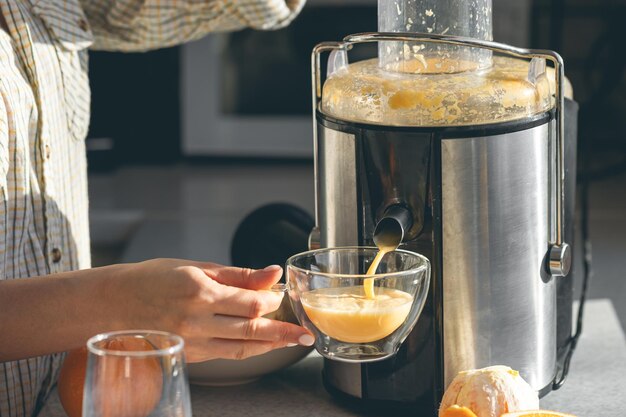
xmin=321 ymin=369 xmax=437 ymax=416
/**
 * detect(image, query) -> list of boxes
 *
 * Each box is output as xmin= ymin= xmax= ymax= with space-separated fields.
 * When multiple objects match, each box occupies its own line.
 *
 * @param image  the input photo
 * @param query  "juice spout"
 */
xmin=374 ymin=205 xmax=413 ymax=249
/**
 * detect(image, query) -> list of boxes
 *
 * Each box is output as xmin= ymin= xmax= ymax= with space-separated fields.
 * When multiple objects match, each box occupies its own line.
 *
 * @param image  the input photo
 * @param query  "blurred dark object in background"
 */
xmin=231 ymin=203 xmax=314 ymax=274
xmin=532 ymin=0 xmax=626 ymax=181
xmin=86 ymin=47 xmax=181 ymax=172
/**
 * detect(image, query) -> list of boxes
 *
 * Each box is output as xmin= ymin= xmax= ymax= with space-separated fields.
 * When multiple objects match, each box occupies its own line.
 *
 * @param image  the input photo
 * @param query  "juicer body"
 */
xmin=314 ymin=101 xmax=578 ymax=413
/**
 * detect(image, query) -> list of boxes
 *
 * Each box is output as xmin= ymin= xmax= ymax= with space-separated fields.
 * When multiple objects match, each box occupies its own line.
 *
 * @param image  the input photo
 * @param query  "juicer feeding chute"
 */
xmin=377 ymin=0 xmax=492 ymax=72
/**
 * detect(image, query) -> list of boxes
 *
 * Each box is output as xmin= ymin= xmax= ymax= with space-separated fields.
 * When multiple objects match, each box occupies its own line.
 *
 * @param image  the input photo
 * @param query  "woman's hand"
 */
xmin=113 ymin=259 xmax=314 ymax=362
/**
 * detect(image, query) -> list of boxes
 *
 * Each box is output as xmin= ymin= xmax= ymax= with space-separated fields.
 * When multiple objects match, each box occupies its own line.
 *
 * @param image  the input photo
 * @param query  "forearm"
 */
xmin=82 ymin=0 xmax=305 ymax=52
xmin=0 ymin=264 xmax=131 ymax=361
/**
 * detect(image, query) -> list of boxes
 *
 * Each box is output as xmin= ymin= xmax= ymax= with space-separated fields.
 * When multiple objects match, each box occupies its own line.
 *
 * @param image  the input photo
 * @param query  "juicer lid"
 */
xmin=320 ymin=39 xmax=555 ymax=128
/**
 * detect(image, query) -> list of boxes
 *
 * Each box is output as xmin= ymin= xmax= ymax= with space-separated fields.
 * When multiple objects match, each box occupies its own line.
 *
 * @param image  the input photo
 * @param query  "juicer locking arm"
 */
xmin=310 ymin=41 xmax=344 ymax=251
xmin=311 ymin=32 xmax=571 ymax=277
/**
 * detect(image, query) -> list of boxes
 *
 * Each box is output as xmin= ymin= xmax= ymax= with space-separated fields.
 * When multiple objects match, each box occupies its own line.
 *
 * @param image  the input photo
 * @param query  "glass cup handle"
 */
xmin=270 ymin=283 xmax=288 ymax=293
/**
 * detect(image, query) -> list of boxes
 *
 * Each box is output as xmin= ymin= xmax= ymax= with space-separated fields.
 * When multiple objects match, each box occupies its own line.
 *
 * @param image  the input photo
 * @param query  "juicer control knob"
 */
xmin=549 ymin=243 xmax=571 ymax=277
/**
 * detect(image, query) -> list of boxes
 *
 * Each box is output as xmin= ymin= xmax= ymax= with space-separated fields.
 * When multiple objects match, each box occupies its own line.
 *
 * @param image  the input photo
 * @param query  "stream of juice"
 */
xmin=363 ymin=245 xmax=394 ymax=299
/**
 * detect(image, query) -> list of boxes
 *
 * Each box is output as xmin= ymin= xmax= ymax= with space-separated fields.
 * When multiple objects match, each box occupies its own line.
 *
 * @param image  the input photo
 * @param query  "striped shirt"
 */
xmin=0 ymin=1 xmax=304 ymax=416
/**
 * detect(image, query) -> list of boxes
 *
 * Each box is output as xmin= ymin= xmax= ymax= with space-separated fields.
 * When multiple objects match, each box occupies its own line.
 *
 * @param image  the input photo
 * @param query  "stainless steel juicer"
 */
xmin=305 ymin=1 xmax=578 ymax=414
xmin=231 ymin=1 xmax=580 ymax=414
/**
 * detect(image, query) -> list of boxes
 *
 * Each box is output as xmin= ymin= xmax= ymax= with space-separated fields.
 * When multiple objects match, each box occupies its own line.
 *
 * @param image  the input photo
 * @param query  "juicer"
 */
xmin=232 ymin=0 xmax=579 ymax=414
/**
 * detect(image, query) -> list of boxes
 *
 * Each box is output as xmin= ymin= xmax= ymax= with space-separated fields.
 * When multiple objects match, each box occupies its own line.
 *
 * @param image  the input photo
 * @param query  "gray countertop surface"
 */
xmin=40 ymin=299 xmax=626 ymax=417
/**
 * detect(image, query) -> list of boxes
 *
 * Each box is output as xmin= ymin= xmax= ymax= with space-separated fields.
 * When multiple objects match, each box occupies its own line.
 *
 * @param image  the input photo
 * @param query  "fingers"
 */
xmin=189 ymin=339 xmax=296 ymax=362
xmin=201 ymin=264 xmax=283 ymax=290
xmin=206 ymin=281 xmax=284 ymax=318
xmin=208 ymin=315 xmax=315 ymax=346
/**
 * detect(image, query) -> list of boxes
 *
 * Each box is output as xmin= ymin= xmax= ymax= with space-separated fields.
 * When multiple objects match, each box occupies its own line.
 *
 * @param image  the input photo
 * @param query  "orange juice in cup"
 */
xmin=286 ymin=247 xmax=430 ymax=361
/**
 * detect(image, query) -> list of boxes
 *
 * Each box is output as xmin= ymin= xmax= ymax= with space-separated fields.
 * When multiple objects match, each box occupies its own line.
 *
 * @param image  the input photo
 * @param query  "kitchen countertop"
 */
xmin=40 ymin=299 xmax=626 ymax=417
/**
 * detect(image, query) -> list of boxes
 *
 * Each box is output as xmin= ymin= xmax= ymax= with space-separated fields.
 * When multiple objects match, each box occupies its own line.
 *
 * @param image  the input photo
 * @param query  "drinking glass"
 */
xmin=286 ymin=247 xmax=430 ymax=362
xmin=83 ymin=330 xmax=191 ymax=417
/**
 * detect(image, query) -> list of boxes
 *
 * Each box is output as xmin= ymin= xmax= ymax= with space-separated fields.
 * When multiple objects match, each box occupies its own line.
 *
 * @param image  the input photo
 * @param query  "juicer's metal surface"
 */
xmin=315 ymin=118 xmax=558 ymax=398
xmin=318 ymin=128 xmax=359 ymax=248
xmin=441 ymin=123 xmax=556 ymax=389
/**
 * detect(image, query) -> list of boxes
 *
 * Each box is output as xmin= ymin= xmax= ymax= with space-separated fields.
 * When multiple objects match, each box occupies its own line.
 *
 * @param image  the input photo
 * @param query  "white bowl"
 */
xmin=187 ymin=345 xmax=312 ymax=386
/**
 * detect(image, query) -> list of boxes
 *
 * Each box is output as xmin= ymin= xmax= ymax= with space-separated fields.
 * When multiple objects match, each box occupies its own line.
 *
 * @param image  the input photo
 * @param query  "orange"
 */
xmin=439 ymin=366 xmax=539 ymax=417
xmin=58 ymin=338 xmax=163 ymax=417
xmin=501 ymin=412 xmax=577 ymax=417
xmin=58 ymin=347 xmax=89 ymax=417
xmin=441 ymin=405 xmax=479 ymax=417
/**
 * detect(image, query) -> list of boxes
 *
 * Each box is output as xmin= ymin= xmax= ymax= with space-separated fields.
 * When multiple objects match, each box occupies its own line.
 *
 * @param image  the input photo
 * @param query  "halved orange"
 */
xmin=441 ymin=405 xmax=478 ymax=417
xmin=501 ymin=411 xmax=576 ymax=417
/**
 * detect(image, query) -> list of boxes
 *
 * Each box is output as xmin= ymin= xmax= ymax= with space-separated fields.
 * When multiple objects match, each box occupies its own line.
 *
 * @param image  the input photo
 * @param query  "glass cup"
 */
xmin=83 ymin=330 xmax=191 ymax=417
xmin=286 ymin=247 xmax=430 ymax=362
